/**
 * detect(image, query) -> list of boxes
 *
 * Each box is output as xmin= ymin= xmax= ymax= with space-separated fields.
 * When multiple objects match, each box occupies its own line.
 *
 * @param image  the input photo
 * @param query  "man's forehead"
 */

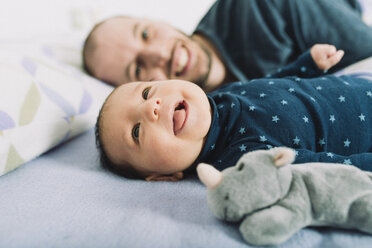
xmin=99 ymin=16 xmax=143 ymax=32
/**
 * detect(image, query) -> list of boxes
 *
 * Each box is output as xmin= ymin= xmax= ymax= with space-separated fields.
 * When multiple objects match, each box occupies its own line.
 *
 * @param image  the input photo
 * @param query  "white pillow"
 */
xmin=0 ymin=44 xmax=113 ymax=176
xmin=334 ymin=56 xmax=372 ymax=81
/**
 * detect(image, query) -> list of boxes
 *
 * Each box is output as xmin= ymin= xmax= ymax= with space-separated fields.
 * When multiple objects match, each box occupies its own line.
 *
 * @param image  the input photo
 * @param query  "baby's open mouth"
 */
xmin=173 ymin=101 xmax=187 ymax=135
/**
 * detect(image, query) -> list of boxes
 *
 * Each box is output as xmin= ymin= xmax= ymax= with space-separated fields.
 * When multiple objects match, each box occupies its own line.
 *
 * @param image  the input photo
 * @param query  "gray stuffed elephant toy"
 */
xmin=196 ymin=147 xmax=372 ymax=246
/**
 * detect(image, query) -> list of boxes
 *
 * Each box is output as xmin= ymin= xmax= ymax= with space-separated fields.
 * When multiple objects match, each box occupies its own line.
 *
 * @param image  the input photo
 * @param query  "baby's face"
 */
xmin=101 ymin=80 xmax=212 ymax=177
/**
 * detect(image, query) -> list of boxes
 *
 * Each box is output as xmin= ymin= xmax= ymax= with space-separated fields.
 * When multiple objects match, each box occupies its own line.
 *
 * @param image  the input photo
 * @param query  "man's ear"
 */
xmin=145 ymin=172 xmax=184 ymax=182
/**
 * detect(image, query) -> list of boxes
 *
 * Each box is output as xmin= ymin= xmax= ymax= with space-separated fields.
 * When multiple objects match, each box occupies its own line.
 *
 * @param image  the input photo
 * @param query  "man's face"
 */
xmin=88 ymin=17 xmax=211 ymax=87
xmin=101 ymin=80 xmax=212 ymax=176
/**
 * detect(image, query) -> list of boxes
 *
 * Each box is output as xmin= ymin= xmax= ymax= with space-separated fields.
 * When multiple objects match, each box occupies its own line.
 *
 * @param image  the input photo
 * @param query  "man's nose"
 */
xmin=141 ymin=45 xmax=169 ymax=72
xmin=143 ymin=97 xmax=162 ymax=122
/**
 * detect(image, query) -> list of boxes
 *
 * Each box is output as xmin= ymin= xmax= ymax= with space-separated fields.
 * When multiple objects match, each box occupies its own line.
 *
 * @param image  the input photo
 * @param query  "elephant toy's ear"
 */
xmin=273 ymin=147 xmax=296 ymax=167
xmin=197 ymin=163 xmax=223 ymax=189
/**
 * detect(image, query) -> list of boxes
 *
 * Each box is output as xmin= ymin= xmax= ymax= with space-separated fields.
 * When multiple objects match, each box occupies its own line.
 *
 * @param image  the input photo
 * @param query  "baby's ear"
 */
xmin=273 ymin=147 xmax=296 ymax=167
xmin=197 ymin=163 xmax=222 ymax=189
xmin=145 ymin=172 xmax=183 ymax=182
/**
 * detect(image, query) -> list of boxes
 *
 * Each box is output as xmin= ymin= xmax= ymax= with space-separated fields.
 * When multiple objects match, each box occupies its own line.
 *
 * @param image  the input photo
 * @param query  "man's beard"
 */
xmin=193 ymin=43 xmax=212 ymax=89
xmin=177 ymin=29 xmax=212 ymax=89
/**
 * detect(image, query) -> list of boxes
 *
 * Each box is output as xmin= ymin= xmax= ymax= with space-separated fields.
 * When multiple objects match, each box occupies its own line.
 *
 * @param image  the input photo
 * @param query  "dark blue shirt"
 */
xmin=190 ymin=52 xmax=372 ymax=173
xmin=195 ymin=0 xmax=372 ymax=81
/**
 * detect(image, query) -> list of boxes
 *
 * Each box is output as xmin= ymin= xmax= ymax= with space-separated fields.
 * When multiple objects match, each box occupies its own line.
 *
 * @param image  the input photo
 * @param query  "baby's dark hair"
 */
xmin=95 ymin=101 xmax=143 ymax=180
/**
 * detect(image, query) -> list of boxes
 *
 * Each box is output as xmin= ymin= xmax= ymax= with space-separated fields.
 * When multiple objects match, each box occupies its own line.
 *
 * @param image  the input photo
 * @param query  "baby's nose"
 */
xmin=145 ymin=98 xmax=161 ymax=121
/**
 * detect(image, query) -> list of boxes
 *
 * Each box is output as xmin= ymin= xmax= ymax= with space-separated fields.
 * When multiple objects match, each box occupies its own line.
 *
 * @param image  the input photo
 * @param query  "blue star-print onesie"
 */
xmin=190 ymin=51 xmax=372 ymax=173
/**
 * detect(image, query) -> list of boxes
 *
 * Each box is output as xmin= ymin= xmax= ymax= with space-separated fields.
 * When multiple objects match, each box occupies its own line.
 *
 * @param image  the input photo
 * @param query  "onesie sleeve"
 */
xmin=293 ymin=149 xmax=372 ymax=172
xmin=268 ymin=50 xmax=326 ymax=78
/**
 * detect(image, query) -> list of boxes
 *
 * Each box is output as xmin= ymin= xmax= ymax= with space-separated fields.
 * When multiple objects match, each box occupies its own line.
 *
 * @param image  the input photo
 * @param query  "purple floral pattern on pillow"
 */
xmin=39 ymin=82 xmax=76 ymax=117
xmin=0 ymin=111 xmax=15 ymax=130
xmin=79 ymin=89 xmax=92 ymax=114
xmin=21 ymin=57 xmax=37 ymax=76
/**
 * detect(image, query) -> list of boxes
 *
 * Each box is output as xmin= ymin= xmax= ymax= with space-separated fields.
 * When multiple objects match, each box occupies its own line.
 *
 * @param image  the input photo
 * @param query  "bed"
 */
xmin=1 ymin=0 xmax=372 ymax=247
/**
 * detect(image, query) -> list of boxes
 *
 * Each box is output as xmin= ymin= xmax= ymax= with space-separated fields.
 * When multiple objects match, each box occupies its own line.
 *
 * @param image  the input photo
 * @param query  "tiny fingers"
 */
xmin=326 ymin=45 xmax=337 ymax=56
xmin=325 ymin=50 xmax=344 ymax=70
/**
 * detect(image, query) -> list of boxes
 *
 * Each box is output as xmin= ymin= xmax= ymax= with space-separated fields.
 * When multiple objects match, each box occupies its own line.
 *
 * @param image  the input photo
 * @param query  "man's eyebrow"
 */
xmin=125 ymin=23 xmax=140 ymax=82
xmin=126 ymin=62 xmax=132 ymax=82
xmin=133 ymin=22 xmax=139 ymax=38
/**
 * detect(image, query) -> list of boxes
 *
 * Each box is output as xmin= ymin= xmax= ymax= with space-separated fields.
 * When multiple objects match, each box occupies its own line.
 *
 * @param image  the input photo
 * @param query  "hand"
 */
xmin=310 ymin=44 xmax=344 ymax=71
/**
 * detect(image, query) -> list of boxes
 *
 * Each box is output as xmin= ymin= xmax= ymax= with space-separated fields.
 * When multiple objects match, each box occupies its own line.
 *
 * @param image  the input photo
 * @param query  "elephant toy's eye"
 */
xmin=237 ymin=162 xmax=245 ymax=171
xmin=224 ymin=194 xmax=229 ymax=201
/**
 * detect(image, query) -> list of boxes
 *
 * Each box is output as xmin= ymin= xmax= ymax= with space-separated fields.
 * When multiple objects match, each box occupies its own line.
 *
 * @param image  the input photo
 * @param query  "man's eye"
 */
xmin=135 ymin=64 xmax=141 ymax=78
xmin=142 ymin=87 xmax=150 ymax=100
xmin=142 ymin=29 xmax=148 ymax=40
xmin=132 ymin=124 xmax=140 ymax=141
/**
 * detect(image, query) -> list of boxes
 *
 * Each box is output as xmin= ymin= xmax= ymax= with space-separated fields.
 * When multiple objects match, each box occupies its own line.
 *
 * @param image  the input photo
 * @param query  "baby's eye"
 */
xmin=135 ymin=64 xmax=141 ymax=79
xmin=132 ymin=124 xmax=140 ymax=141
xmin=142 ymin=87 xmax=151 ymax=100
xmin=142 ymin=29 xmax=148 ymax=40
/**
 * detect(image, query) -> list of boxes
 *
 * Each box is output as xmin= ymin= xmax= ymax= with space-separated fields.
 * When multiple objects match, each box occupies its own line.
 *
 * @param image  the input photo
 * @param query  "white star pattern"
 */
xmin=344 ymin=139 xmax=351 ymax=147
xmin=207 ymin=71 xmax=372 ymax=172
xmin=327 ymin=152 xmax=334 ymax=158
xmin=293 ymin=136 xmax=300 ymax=145
xmin=338 ymin=95 xmax=345 ymax=102
xmin=239 ymin=144 xmax=247 ymax=152
xmin=343 ymin=159 xmax=352 ymax=165
xmin=301 ymin=66 xmax=307 ymax=72
xmin=272 ymin=115 xmax=280 ymax=123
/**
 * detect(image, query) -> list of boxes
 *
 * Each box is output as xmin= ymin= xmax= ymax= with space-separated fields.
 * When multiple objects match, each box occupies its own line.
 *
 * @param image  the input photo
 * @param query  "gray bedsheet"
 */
xmin=1 ymin=128 xmax=372 ymax=248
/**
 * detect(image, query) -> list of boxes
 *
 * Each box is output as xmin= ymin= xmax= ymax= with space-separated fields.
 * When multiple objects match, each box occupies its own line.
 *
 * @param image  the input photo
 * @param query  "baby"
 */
xmin=96 ymin=44 xmax=372 ymax=181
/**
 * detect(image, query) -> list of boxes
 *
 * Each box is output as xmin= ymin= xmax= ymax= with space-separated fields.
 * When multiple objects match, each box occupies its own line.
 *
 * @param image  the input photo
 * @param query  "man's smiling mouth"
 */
xmin=175 ymin=47 xmax=189 ymax=76
xmin=173 ymin=100 xmax=188 ymax=135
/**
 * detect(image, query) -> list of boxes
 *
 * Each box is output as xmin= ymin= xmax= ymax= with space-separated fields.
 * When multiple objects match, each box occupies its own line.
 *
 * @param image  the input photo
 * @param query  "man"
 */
xmin=83 ymin=0 xmax=372 ymax=91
